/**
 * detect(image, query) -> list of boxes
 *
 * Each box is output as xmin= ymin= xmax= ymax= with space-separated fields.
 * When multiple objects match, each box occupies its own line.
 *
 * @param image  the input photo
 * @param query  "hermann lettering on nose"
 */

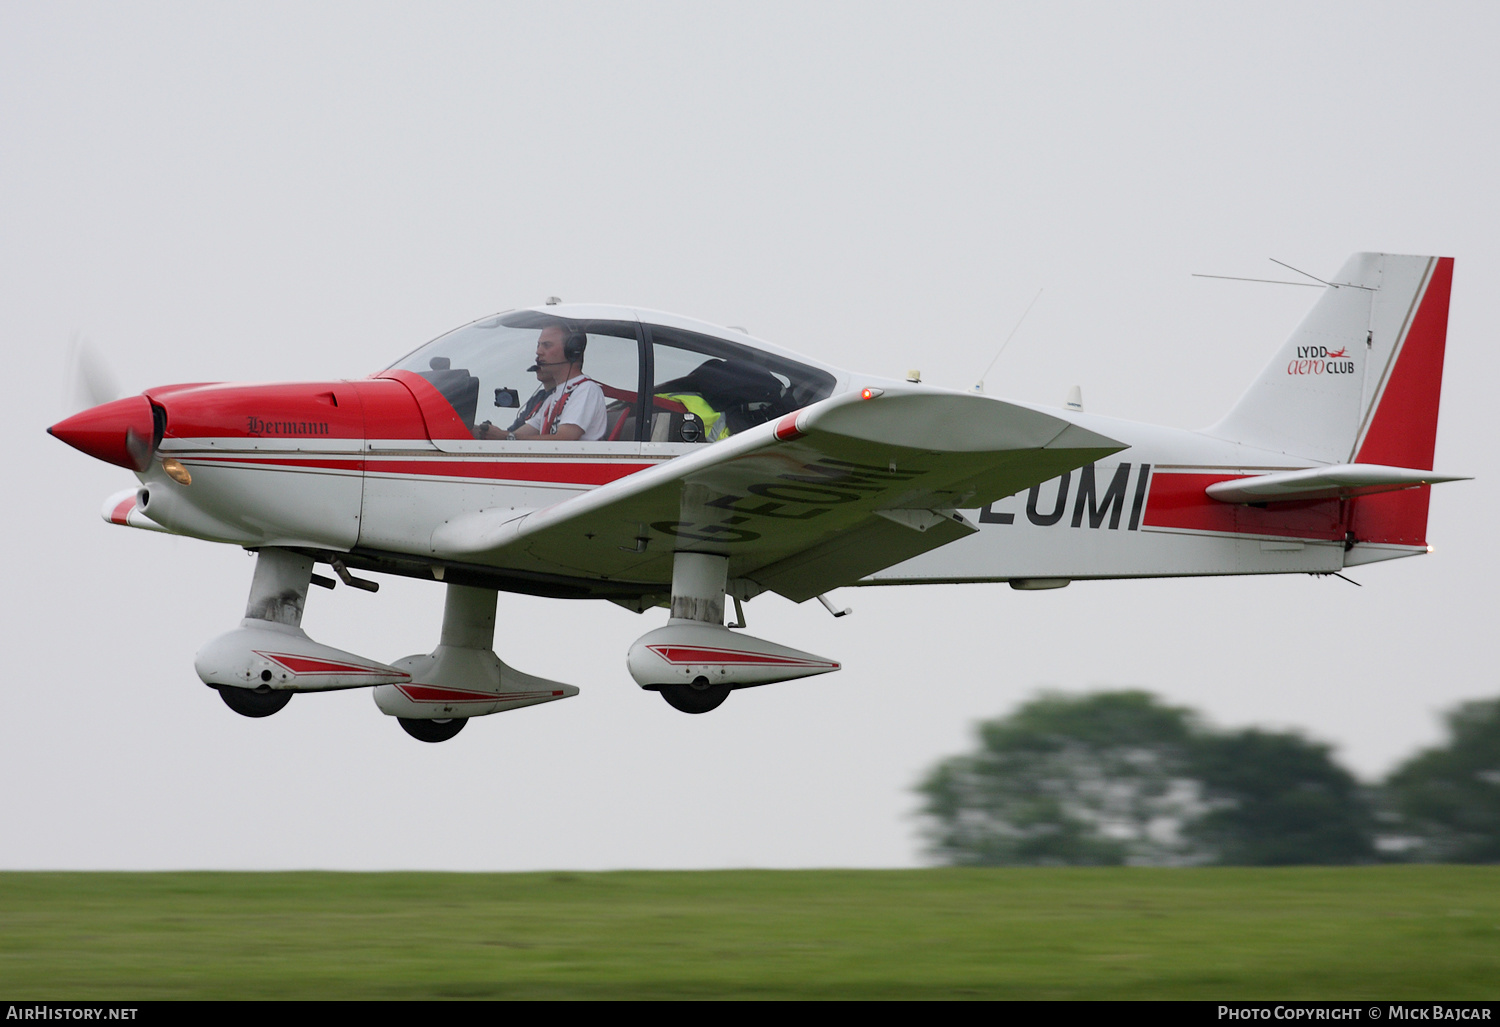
xmin=245 ymin=416 xmax=330 ymax=436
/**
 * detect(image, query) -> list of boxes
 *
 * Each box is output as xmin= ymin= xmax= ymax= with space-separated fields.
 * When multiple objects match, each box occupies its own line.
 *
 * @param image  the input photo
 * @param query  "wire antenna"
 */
xmin=1269 ymin=258 xmax=1332 ymax=286
xmin=1271 ymin=257 xmax=1376 ymax=292
xmin=974 ymin=287 xmax=1043 ymax=393
xmin=1192 ymin=258 xmax=1374 ymax=292
xmin=1192 ymin=273 xmax=1323 ymax=288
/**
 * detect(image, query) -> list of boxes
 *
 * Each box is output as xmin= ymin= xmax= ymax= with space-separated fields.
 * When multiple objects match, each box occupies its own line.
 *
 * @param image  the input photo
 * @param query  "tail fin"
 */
xmin=1208 ymin=252 xmax=1454 ymax=548
xmin=1208 ymin=253 xmax=1452 ymax=464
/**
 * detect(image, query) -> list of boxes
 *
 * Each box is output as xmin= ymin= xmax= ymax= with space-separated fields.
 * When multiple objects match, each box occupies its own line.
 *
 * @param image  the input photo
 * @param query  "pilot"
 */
xmin=476 ymin=323 xmax=607 ymax=441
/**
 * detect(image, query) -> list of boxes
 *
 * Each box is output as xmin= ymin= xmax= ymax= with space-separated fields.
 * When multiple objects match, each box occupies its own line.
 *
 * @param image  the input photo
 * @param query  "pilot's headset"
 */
xmin=527 ymin=323 xmax=588 ymax=372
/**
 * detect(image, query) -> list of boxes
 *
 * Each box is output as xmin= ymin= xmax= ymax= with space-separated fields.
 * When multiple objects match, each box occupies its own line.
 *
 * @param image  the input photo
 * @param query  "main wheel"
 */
xmin=398 ymin=717 xmax=467 ymax=743
xmin=217 ymin=685 xmax=292 ymax=718
xmin=659 ymin=677 xmax=731 ymax=714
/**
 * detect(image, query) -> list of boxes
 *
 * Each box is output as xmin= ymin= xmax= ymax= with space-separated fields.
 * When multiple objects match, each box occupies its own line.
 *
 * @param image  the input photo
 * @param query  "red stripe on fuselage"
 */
xmin=188 ymin=456 xmax=365 ymax=472
xmin=365 ymin=459 xmax=652 ymax=486
xmin=181 ymin=453 xmax=652 ymax=486
xmin=1142 ymin=473 xmax=1344 ymax=540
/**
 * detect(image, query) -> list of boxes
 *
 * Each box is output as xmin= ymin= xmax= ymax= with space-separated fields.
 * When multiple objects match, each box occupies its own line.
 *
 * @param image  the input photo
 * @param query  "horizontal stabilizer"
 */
xmin=1205 ymin=464 xmax=1469 ymax=504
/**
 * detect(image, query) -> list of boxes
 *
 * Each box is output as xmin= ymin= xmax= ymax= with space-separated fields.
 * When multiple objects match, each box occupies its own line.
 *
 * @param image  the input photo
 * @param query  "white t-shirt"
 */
xmin=526 ymin=375 xmax=608 ymax=440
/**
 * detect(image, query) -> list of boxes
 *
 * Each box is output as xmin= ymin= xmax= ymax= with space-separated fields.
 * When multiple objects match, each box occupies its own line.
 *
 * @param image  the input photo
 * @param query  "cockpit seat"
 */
xmin=655 ymin=358 xmax=787 ymax=435
xmin=598 ymin=382 xmax=641 ymax=442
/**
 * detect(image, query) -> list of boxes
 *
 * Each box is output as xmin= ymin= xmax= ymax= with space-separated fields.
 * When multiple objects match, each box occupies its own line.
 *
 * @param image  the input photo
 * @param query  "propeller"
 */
xmin=51 ymin=334 xmax=158 ymax=472
xmin=63 ymin=333 xmax=123 ymax=414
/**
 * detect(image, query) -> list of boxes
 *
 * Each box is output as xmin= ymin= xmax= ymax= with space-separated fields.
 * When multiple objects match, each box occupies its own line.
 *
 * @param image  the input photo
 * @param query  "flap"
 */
xmin=431 ymin=387 xmax=1125 ymax=601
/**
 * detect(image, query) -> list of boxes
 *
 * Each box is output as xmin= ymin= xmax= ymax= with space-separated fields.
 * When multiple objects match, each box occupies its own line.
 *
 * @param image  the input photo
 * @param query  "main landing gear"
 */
xmin=397 ymin=717 xmax=467 ymax=743
xmin=197 ymin=548 xmax=408 ymax=721
xmin=627 ymin=551 xmax=840 ymax=714
xmin=196 ymin=551 xmax=577 ymax=740
xmin=215 ymin=684 xmax=293 ymax=718
xmin=659 ymin=677 xmax=731 ymax=714
xmin=372 ymin=583 xmax=579 ymax=741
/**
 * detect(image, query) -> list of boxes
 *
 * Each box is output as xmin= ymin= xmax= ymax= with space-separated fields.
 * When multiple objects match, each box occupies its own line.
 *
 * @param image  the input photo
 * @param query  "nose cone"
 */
xmin=48 ymin=395 xmax=157 ymax=471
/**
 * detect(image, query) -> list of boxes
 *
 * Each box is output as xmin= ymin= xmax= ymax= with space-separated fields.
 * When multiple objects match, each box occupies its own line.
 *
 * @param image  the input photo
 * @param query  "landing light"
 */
xmin=162 ymin=458 xmax=192 ymax=485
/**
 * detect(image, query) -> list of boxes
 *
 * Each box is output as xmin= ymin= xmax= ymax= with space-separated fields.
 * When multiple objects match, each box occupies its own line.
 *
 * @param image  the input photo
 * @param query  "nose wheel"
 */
xmin=659 ymin=677 xmax=730 ymax=714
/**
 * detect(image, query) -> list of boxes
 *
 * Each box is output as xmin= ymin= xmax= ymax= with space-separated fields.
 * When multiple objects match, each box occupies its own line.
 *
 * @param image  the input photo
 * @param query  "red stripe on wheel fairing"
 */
xmin=396 ymin=684 xmax=566 ymax=703
xmin=255 ymin=652 xmax=410 ymax=678
xmin=646 ymin=645 xmax=837 ymax=668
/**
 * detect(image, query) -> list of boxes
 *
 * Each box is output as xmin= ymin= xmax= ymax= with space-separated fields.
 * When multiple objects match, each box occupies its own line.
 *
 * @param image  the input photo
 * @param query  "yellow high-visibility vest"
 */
xmin=657 ymin=392 xmax=729 ymax=442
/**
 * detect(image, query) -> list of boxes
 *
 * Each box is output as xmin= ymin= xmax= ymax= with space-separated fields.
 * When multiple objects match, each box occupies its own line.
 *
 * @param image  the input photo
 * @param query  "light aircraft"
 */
xmin=49 ymin=253 xmax=1464 ymax=742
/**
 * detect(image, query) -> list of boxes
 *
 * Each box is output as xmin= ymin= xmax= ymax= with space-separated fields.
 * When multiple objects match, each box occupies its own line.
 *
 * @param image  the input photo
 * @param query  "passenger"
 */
xmin=476 ymin=324 xmax=607 ymax=441
xmin=655 ymin=388 xmax=729 ymax=442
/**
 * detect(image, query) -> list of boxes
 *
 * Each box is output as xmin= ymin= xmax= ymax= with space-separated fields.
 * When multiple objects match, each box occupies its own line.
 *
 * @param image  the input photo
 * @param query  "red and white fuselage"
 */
xmin=49 ymin=253 xmax=1462 ymax=735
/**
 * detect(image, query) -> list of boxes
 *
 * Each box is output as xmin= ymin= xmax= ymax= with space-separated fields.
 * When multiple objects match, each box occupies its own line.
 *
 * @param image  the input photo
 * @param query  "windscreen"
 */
xmin=388 ymin=313 xmax=641 ymax=438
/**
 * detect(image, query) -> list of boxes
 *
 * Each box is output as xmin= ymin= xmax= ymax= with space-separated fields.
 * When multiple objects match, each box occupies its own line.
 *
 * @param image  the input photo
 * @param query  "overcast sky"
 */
xmin=3 ymin=1 xmax=1496 ymax=869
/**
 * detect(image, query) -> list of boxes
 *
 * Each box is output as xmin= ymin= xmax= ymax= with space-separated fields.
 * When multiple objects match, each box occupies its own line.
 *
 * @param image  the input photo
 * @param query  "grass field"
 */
xmin=0 ymin=867 xmax=1496 ymax=999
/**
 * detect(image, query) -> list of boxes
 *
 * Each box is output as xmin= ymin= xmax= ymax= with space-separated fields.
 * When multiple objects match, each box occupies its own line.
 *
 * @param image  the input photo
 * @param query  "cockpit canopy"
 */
xmin=387 ymin=309 xmax=837 ymax=443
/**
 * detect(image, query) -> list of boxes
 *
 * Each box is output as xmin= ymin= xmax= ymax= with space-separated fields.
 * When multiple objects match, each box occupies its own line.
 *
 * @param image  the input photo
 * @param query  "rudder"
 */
xmin=1347 ymin=256 xmax=1453 ymax=548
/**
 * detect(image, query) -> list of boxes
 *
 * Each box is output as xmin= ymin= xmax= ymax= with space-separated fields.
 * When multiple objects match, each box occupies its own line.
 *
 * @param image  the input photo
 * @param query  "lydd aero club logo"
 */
xmin=1288 ymin=346 xmax=1355 ymax=375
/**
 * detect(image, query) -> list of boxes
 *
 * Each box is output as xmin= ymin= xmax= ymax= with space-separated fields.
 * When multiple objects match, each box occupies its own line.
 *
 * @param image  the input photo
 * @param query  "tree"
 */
xmin=1187 ymin=729 xmax=1376 ymax=865
xmin=918 ymin=690 xmax=1377 ymax=866
xmin=917 ymin=691 xmax=1208 ymax=866
xmin=1382 ymin=698 xmax=1500 ymax=863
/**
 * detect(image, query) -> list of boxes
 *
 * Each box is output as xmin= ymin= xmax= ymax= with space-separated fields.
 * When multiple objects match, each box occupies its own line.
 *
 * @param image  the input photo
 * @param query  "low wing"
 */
xmin=432 ymin=388 xmax=1124 ymax=603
